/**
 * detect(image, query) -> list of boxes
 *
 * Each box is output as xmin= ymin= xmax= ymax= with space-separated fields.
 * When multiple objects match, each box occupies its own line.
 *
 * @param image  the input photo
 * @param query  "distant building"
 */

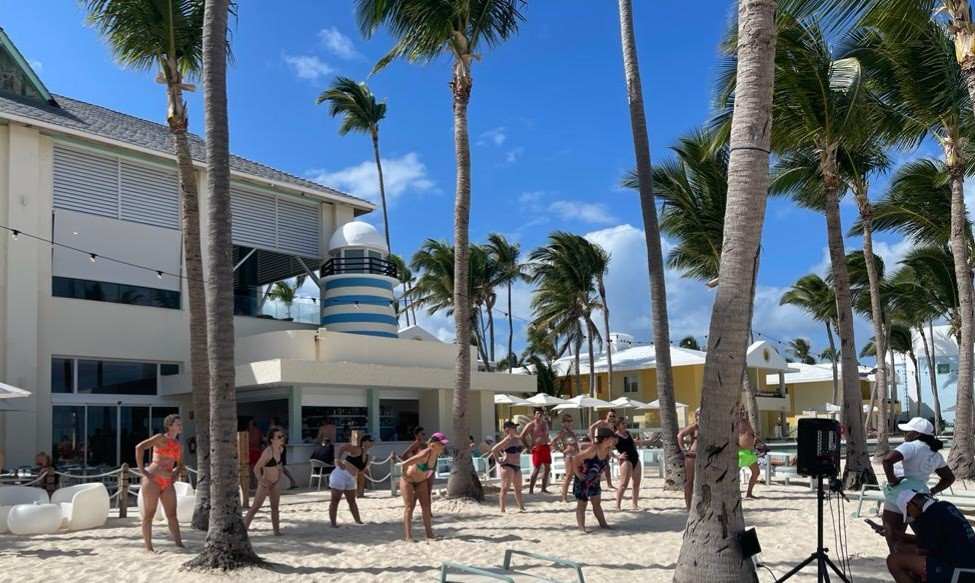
xmin=891 ymin=324 xmax=960 ymax=424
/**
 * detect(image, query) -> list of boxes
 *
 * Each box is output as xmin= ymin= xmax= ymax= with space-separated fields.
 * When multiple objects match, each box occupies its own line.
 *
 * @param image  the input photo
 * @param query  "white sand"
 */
xmin=0 ymin=476 xmax=890 ymax=582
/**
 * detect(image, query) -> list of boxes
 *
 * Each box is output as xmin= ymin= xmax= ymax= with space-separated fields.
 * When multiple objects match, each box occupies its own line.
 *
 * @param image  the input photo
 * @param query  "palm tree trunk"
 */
xmin=909 ymin=349 xmax=922 ymax=417
xmin=586 ymin=318 xmax=597 ymax=399
xmin=487 ymin=299 xmax=496 ymax=364
xmin=616 ymin=0 xmax=684 ymax=493
xmin=445 ymin=67 xmax=480 ymax=500
xmin=186 ymin=0 xmax=260 ymax=568
xmin=507 ymin=281 xmax=514 ymax=373
xmin=573 ymin=339 xmax=582 ymax=397
xmin=946 ymin=166 xmax=975 ymax=478
xmin=825 ymin=321 xmax=839 ymax=404
xmin=598 ymin=277 xmax=614 ymax=396
xmin=821 ymin=163 xmax=875 ymax=489
xmin=854 ymin=191 xmax=889 ymax=456
xmin=675 ymin=1 xmax=775 ymax=579
xmin=922 ymin=321 xmax=943 ymax=433
xmin=371 ymin=131 xmax=392 ymax=254
xmin=161 ymin=58 xmax=212 ymax=532
xmin=889 ymin=344 xmax=898 ymax=427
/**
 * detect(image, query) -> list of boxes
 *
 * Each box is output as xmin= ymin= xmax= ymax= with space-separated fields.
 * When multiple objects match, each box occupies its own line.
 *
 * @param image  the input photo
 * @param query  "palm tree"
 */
xmin=781 ymin=274 xmax=840 ymax=401
xmin=358 ymin=0 xmax=524 ymax=499
xmin=614 ymin=0 xmax=684 ymax=493
xmin=186 ymin=0 xmax=259 ymax=569
xmin=317 ymin=77 xmax=391 ymax=252
xmin=581 ymin=239 xmax=614 ymax=396
xmin=388 ymin=253 xmax=415 ymax=326
xmin=83 ymin=0 xmax=214 ymax=530
xmin=266 ymin=277 xmax=306 ymax=319
xmin=679 ymin=336 xmax=701 ymax=351
xmin=486 ymin=234 xmax=528 ymax=373
xmin=674 ymin=0 xmax=777 ymax=579
xmin=788 ymin=338 xmax=817 ymax=364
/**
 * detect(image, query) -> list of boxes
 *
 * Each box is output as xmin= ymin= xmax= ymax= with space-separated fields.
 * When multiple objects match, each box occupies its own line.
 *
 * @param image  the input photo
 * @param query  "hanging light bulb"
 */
xmin=89 ymin=253 xmax=97 ymax=263
xmin=10 ymin=230 xmax=18 ymax=240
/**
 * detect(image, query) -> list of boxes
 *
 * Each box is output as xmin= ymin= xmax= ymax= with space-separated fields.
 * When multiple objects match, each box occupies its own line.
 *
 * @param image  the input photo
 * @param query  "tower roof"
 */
xmin=328 ymin=221 xmax=387 ymax=253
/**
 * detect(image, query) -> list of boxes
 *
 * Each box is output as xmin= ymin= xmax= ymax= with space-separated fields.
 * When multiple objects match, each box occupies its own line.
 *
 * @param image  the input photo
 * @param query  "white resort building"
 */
xmin=0 ymin=29 xmax=532 ymax=473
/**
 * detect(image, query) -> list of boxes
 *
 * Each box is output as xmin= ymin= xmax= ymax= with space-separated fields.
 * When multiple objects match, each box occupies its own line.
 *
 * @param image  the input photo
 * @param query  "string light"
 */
xmin=10 ymin=230 xmax=18 ymax=240
xmin=89 ymin=253 xmax=97 ymax=263
xmin=156 ymin=271 xmax=164 ymax=279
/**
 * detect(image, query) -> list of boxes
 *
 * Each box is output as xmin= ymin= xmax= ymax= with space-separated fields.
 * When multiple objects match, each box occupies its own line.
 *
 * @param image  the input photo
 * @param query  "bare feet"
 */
xmin=144 ymin=545 xmax=155 ymax=553
xmin=273 ymin=530 xmax=282 ymax=536
xmin=330 ymin=522 xmax=339 ymax=528
xmin=405 ymin=536 xmax=416 ymax=543
xmin=746 ymin=493 xmax=759 ymax=499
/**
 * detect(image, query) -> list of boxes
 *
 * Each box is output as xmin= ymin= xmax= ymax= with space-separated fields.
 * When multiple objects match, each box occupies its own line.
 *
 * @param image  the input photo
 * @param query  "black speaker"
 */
xmin=797 ymin=418 xmax=841 ymax=477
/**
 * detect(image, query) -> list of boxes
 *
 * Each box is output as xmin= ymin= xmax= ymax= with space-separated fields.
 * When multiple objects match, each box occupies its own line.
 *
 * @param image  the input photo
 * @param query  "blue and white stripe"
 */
xmin=321 ymin=274 xmax=400 ymax=337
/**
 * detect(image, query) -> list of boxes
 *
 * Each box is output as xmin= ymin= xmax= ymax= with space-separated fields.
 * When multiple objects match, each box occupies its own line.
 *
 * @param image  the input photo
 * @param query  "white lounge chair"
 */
xmin=53 ymin=483 xmax=109 ymax=531
xmin=137 ymin=481 xmax=195 ymax=524
xmin=0 ymin=486 xmax=49 ymax=533
xmin=7 ymin=503 xmax=63 ymax=535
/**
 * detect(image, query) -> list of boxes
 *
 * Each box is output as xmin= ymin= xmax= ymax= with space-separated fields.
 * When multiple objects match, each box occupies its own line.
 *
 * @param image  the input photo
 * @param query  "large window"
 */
xmin=623 ymin=376 xmax=639 ymax=393
xmin=52 ymin=404 xmax=180 ymax=469
xmin=53 ymin=276 xmax=180 ymax=309
xmin=52 ymin=357 xmax=179 ymax=396
xmin=86 ymin=405 xmax=118 ymax=468
xmin=301 ymin=406 xmax=368 ymax=443
xmin=52 ymin=406 xmax=85 ymax=467
xmin=379 ymin=400 xmax=419 ymax=442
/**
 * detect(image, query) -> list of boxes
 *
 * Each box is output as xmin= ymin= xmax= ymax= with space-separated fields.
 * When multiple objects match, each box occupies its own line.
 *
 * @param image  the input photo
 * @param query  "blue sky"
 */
xmin=1 ymin=1 xmax=933 ymax=362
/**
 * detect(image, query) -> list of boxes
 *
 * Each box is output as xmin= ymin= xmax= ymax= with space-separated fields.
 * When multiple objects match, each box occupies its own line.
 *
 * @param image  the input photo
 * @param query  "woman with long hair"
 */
xmin=327 ymin=433 xmax=373 ymax=527
xmin=676 ymin=408 xmax=700 ymax=510
xmin=489 ymin=421 xmax=526 ymax=513
xmin=881 ymin=417 xmax=954 ymax=551
xmin=243 ymin=426 xmax=286 ymax=535
xmin=135 ymin=414 xmax=184 ymax=552
xmin=399 ymin=433 xmax=447 ymax=542
xmin=613 ymin=418 xmax=647 ymax=510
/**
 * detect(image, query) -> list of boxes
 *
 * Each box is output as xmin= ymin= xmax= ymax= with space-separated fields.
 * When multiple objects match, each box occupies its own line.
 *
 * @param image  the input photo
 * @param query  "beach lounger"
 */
xmin=439 ymin=549 xmax=586 ymax=583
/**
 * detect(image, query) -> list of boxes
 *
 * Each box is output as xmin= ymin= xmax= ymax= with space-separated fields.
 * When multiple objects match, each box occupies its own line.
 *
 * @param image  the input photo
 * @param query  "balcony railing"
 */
xmin=322 ymin=257 xmax=398 ymax=278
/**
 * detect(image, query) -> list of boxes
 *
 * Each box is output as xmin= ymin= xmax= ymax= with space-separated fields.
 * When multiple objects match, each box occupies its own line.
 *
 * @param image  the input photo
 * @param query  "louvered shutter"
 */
xmin=276 ymin=197 xmax=320 ymax=256
xmin=230 ymin=187 xmax=277 ymax=249
xmin=53 ymin=145 xmax=119 ymax=217
xmin=119 ymin=161 xmax=180 ymax=229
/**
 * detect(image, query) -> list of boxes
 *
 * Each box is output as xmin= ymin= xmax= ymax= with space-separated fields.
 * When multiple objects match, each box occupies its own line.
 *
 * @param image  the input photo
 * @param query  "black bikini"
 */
xmin=346 ymin=452 xmax=367 ymax=471
xmin=616 ymin=432 xmax=640 ymax=466
xmin=501 ymin=444 xmax=524 ymax=472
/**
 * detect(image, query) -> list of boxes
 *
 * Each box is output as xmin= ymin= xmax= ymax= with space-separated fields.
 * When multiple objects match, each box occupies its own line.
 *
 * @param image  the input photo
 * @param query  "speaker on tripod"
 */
xmin=775 ymin=418 xmax=849 ymax=583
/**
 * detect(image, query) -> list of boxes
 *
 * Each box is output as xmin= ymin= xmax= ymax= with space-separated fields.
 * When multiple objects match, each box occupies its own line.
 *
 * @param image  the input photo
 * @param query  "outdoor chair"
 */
xmin=0 ymin=486 xmax=49 ymax=533
xmin=137 ymin=481 xmax=195 ymax=524
xmin=53 ymin=483 xmax=109 ymax=531
xmin=440 ymin=549 xmax=586 ymax=583
xmin=309 ymin=460 xmax=329 ymax=490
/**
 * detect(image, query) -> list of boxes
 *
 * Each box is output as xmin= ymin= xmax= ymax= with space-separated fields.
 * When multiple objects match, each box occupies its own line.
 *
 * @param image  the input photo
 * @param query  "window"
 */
xmin=53 ymin=276 xmax=180 ymax=309
xmin=937 ymin=363 xmax=951 ymax=375
xmin=52 ymin=404 xmax=180 ymax=469
xmin=52 ymin=358 xmax=179 ymax=395
xmin=52 ymin=406 xmax=84 ymax=467
xmin=380 ymin=400 xmax=419 ymax=441
xmin=301 ymin=406 xmax=368 ymax=443
xmin=623 ymin=376 xmax=639 ymax=393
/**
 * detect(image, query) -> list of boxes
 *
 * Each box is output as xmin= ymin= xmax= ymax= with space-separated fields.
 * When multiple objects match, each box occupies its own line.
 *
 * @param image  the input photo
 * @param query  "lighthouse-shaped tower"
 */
xmin=321 ymin=221 xmax=399 ymax=338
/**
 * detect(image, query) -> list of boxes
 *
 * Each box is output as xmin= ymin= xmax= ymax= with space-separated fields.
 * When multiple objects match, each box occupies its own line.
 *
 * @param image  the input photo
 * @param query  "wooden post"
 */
xmin=237 ymin=431 xmax=249 ymax=508
xmin=118 ymin=463 xmax=129 ymax=519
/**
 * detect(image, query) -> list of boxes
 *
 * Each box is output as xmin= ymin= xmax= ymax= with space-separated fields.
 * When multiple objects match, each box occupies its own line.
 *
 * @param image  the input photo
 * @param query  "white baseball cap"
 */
xmin=896 ymin=489 xmax=923 ymax=521
xmin=897 ymin=417 xmax=934 ymax=436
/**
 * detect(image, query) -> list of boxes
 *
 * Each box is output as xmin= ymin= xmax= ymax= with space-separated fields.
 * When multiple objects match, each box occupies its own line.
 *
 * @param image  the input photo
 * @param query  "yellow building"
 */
xmin=551 ymin=339 xmax=796 ymax=437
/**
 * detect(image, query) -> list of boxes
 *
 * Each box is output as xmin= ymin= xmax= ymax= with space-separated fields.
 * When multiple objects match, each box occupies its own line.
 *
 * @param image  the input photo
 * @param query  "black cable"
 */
xmin=758 ymin=563 xmax=778 ymax=582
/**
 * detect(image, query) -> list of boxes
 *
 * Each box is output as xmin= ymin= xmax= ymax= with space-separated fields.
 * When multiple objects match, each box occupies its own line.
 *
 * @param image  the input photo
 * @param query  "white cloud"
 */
xmin=478 ymin=127 xmax=507 ymax=147
xmin=505 ymin=147 xmax=525 ymax=164
xmin=548 ymin=200 xmax=617 ymax=225
xmin=28 ymin=59 xmax=42 ymax=72
xmin=283 ymin=54 xmax=332 ymax=80
xmin=307 ymin=152 xmax=435 ymax=205
xmin=518 ymin=191 xmax=545 ymax=208
xmin=319 ymin=27 xmax=360 ymax=60
xmin=872 ymin=237 xmax=914 ymax=272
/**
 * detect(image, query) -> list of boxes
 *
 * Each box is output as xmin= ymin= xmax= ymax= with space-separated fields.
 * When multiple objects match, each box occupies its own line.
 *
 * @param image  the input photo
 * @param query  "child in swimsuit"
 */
xmin=244 ymin=426 xmax=286 ymax=535
xmin=399 ymin=433 xmax=448 ymax=542
xmin=490 ymin=420 xmax=527 ymax=513
xmin=134 ymin=414 xmax=184 ymax=552
xmin=571 ymin=427 xmax=617 ymax=532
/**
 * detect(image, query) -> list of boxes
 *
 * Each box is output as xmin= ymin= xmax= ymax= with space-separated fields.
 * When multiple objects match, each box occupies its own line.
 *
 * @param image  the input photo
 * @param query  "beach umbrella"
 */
xmin=646 ymin=399 xmax=688 ymax=409
xmin=553 ymin=395 xmax=614 ymax=410
xmin=611 ymin=396 xmax=653 ymax=410
xmin=494 ymin=394 xmax=532 ymax=406
xmin=0 ymin=383 xmax=29 ymax=400
xmin=525 ymin=393 xmax=570 ymax=407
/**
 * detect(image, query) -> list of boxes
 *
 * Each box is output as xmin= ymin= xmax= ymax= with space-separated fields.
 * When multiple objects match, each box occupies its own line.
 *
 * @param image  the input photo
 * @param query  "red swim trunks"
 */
xmin=532 ymin=443 xmax=552 ymax=466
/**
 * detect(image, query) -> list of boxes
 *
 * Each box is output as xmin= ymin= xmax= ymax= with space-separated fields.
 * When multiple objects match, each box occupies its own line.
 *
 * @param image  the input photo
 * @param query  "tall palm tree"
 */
xmin=580 ymin=239 xmax=614 ymax=396
xmin=675 ymin=0 xmax=777 ymax=579
xmin=614 ymin=0 xmax=684 ymax=492
xmin=486 ymin=234 xmax=528 ymax=373
xmin=358 ymin=0 xmax=524 ymax=499
xmin=788 ymin=338 xmax=817 ymax=364
xmin=186 ymin=0 xmax=259 ymax=569
xmin=388 ymin=253 xmax=415 ymax=326
xmin=752 ymin=10 xmax=876 ymax=487
xmin=317 ymin=77 xmax=392 ymax=252
xmin=781 ymin=274 xmax=840 ymax=401
xmin=83 ymin=0 xmax=214 ymax=530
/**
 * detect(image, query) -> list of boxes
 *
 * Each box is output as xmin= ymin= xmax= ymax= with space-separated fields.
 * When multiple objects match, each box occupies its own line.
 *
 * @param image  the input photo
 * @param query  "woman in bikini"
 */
xmin=490 ymin=420 xmax=526 ymax=513
xmin=135 ymin=414 xmax=184 ymax=552
xmin=243 ymin=426 xmax=286 ymax=535
xmin=327 ymin=434 xmax=372 ymax=527
xmin=552 ymin=414 xmax=579 ymax=503
xmin=572 ymin=427 xmax=617 ymax=532
xmin=613 ymin=418 xmax=649 ymax=510
xmin=677 ymin=408 xmax=700 ymax=510
xmin=399 ymin=432 xmax=448 ymax=542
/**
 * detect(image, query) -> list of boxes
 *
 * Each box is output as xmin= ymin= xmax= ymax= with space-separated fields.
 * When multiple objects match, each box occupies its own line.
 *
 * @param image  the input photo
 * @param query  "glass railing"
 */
xmin=234 ymin=294 xmax=320 ymax=325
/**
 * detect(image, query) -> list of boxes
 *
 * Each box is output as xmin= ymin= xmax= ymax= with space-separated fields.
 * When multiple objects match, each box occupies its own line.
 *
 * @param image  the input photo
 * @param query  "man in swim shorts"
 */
xmin=521 ymin=407 xmax=552 ymax=494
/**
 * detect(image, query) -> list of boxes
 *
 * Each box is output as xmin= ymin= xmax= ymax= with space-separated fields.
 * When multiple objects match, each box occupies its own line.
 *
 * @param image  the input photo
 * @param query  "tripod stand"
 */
xmin=774 ymin=475 xmax=849 ymax=582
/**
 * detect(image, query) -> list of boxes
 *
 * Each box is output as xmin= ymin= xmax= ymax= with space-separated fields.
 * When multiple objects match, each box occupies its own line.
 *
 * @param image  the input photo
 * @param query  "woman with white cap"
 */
xmin=880 ymin=417 xmax=955 ymax=552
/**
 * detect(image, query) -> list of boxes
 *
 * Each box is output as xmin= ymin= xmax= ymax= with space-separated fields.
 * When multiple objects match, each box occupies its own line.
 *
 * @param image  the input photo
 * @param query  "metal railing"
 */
xmin=321 ymin=257 xmax=397 ymax=278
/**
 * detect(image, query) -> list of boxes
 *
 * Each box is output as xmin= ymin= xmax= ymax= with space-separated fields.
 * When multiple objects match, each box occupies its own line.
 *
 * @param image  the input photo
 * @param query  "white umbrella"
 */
xmin=0 ymin=383 xmax=29 ymax=400
xmin=824 ymin=402 xmax=842 ymax=413
xmin=646 ymin=399 xmax=688 ymax=409
xmin=611 ymin=396 xmax=654 ymax=410
xmin=553 ymin=395 xmax=615 ymax=411
xmin=525 ymin=393 xmax=570 ymax=407
xmin=494 ymin=394 xmax=532 ymax=406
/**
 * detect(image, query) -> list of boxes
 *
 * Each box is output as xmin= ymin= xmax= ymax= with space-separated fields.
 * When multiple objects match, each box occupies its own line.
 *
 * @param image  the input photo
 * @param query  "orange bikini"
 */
xmin=150 ymin=437 xmax=181 ymax=490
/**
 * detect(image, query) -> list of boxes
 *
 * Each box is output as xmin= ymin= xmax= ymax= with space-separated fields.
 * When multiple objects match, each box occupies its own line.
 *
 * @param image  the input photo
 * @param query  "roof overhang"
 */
xmin=0 ymin=28 xmax=54 ymax=104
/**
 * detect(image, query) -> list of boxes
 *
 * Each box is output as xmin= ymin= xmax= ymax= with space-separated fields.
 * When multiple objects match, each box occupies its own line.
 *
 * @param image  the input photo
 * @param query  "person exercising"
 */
xmin=588 ymin=409 xmax=617 ymax=489
xmin=520 ymin=407 xmax=552 ymax=494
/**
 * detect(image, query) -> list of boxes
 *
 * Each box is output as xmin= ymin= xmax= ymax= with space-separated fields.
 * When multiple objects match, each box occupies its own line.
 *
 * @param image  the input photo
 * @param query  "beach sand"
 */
xmin=0 ymin=476 xmax=890 ymax=583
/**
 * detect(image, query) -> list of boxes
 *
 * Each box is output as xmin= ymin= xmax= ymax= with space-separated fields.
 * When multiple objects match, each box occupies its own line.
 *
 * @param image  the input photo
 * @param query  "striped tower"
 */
xmin=321 ymin=221 xmax=399 ymax=339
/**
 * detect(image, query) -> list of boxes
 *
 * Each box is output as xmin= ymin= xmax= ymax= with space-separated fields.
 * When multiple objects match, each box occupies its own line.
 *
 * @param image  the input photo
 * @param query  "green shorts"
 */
xmin=738 ymin=449 xmax=759 ymax=468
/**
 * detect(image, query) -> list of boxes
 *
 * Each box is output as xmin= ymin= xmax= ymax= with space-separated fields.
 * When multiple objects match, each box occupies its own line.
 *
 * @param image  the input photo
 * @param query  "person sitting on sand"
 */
xmin=613 ymin=419 xmax=651 ymax=510
xmin=244 ymin=426 xmax=286 ymax=535
xmin=588 ymin=409 xmax=617 ymax=489
xmin=737 ymin=409 xmax=760 ymax=499
xmin=877 ymin=490 xmax=975 ymax=583
xmin=399 ymin=426 xmax=426 ymax=461
xmin=491 ymin=421 xmax=527 ymax=513
xmin=677 ymin=408 xmax=700 ymax=510
xmin=328 ymin=434 xmax=372 ymax=527
xmin=520 ymin=407 xmax=552 ymax=494
xmin=135 ymin=414 xmax=184 ymax=552
xmin=572 ymin=427 xmax=617 ymax=532
xmin=552 ymin=414 xmax=579 ymax=503
xmin=880 ymin=417 xmax=954 ymax=553
xmin=399 ymin=432 xmax=448 ymax=542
